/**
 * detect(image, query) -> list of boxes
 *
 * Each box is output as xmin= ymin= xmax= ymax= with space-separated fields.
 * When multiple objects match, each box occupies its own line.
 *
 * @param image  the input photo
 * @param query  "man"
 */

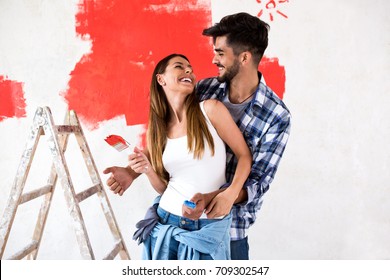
xmin=104 ymin=12 xmax=291 ymax=260
xmin=188 ymin=12 xmax=291 ymax=260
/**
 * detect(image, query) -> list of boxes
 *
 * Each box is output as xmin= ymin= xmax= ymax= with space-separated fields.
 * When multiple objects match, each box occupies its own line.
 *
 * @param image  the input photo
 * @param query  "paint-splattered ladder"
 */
xmin=0 ymin=107 xmax=130 ymax=260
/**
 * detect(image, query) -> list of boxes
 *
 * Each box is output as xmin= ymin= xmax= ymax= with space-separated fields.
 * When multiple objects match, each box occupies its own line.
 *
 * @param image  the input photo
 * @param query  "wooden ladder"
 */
xmin=0 ymin=107 xmax=130 ymax=260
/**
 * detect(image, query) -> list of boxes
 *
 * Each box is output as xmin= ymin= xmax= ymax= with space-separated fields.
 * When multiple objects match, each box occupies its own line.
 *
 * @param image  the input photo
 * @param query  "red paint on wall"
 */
xmin=259 ymin=56 xmax=285 ymax=99
xmin=0 ymin=76 xmax=26 ymax=121
xmin=63 ymin=0 xmax=214 ymax=130
xmin=63 ymin=0 xmax=286 ymax=134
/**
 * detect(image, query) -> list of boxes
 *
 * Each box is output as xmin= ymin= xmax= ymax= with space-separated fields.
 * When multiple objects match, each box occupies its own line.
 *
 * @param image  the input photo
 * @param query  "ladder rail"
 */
xmin=69 ymin=110 xmax=130 ymax=259
xmin=29 ymin=131 xmax=71 ymax=260
xmin=41 ymin=107 xmax=95 ymax=259
xmin=0 ymin=109 xmax=44 ymax=258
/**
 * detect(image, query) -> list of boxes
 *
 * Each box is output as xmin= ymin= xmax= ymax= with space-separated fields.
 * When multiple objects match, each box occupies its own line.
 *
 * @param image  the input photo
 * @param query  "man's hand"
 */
xmin=103 ymin=166 xmax=134 ymax=196
xmin=205 ymin=189 xmax=237 ymax=219
xmin=182 ymin=193 xmax=207 ymax=220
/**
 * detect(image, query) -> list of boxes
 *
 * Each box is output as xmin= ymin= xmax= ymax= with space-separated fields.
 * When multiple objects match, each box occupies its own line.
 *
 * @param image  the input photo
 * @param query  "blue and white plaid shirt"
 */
xmin=196 ymin=73 xmax=291 ymax=240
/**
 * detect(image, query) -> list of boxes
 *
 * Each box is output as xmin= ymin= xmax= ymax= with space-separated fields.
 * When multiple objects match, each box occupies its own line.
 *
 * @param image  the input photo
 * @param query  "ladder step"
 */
xmin=9 ymin=240 xmax=38 ymax=260
xmin=55 ymin=125 xmax=81 ymax=134
xmin=19 ymin=184 xmax=53 ymax=204
xmin=75 ymin=184 xmax=100 ymax=203
xmin=103 ymin=241 xmax=122 ymax=260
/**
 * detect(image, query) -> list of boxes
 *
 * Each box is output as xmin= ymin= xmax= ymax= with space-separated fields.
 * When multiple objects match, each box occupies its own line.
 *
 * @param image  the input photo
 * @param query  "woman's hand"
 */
xmin=182 ymin=193 xmax=207 ymax=220
xmin=128 ymin=147 xmax=152 ymax=174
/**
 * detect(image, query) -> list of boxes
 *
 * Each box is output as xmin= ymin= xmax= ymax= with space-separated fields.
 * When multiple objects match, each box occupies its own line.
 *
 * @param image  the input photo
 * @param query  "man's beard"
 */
xmin=217 ymin=58 xmax=240 ymax=83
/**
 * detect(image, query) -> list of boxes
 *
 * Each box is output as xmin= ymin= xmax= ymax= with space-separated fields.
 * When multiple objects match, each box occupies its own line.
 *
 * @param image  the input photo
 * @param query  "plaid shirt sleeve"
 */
xmin=229 ymin=83 xmax=291 ymax=239
xmin=196 ymin=77 xmax=223 ymax=101
xmin=242 ymin=104 xmax=291 ymax=207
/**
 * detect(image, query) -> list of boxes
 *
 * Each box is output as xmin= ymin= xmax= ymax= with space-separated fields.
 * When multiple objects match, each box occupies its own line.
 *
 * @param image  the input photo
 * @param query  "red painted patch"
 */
xmin=63 ymin=0 xmax=213 ymax=131
xmin=259 ymin=56 xmax=285 ymax=99
xmin=0 ymin=76 xmax=26 ymax=121
xmin=63 ymin=0 xmax=286 ymax=137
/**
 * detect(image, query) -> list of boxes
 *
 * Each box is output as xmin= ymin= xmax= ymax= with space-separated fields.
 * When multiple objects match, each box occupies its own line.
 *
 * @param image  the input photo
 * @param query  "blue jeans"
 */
xmin=154 ymin=207 xmax=220 ymax=260
xmin=231 ymin=236 xmax=249 ymax=260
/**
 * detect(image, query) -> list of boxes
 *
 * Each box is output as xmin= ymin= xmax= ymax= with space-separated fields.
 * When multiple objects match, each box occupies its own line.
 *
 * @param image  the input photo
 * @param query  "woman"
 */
xmin=129 ymin=54 xmax=251 ymax=260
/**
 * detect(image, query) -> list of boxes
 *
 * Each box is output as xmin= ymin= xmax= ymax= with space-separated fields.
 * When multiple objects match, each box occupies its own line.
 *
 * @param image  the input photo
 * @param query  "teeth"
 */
xmin=180 ymin=78 xmax=192 ymax=83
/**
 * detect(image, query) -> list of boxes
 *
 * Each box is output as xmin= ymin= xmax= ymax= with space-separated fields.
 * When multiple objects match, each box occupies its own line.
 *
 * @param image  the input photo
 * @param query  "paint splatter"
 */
xmin=0 ymin=76 xmax=26 ymax=121
xmin=259 ymin=56 xmax=286 ymax=99
xmin=63 ymin=0 xmax=213 ymax=130
xmin=256 ymin=0 xmax=289 ymax=21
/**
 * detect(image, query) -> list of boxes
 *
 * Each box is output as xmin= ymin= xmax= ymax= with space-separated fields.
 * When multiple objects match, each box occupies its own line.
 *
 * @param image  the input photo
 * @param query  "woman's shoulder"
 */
xmin=202 ymin=99 xmax=223 ymax=114
xmin=202 ymin=99 xmax=229 ymax=125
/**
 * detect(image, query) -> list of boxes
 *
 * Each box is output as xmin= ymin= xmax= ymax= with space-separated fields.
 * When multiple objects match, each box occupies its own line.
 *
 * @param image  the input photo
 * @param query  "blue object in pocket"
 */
xmin=184 ymin=200 xmax=196 ymax=209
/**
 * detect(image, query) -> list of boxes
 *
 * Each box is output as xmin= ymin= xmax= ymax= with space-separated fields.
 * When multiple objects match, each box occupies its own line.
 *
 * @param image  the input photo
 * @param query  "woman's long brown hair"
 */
xmin=147 ymin=54 xmax=215 ymax=185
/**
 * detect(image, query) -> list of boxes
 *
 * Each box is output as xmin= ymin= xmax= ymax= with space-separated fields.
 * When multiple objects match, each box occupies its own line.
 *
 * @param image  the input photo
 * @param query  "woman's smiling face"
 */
xmin=157 ymin=56 xmax=196 ymax=95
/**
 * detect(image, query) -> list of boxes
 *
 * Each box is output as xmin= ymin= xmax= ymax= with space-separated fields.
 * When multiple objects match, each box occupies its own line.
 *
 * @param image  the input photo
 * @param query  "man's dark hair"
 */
xmin=202 ymin=12 xmax=270 ymax=65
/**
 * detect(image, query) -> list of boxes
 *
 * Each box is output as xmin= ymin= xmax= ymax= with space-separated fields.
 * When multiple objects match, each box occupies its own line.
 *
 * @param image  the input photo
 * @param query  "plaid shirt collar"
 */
xmin=213 ymin=72 xmax=267 ymax=128
xmin=213 ymin=71 xmax=265 ymax=108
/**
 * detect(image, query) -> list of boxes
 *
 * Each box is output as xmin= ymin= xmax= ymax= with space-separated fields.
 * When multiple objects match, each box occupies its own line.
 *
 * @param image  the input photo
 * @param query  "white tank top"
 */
xmin=158 ymin=101 xmax=226 ymax=218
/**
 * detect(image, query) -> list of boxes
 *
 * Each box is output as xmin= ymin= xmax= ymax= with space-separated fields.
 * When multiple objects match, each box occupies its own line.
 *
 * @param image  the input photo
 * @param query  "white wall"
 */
xmin=1 ymin=0 xmax=389 ymax=259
